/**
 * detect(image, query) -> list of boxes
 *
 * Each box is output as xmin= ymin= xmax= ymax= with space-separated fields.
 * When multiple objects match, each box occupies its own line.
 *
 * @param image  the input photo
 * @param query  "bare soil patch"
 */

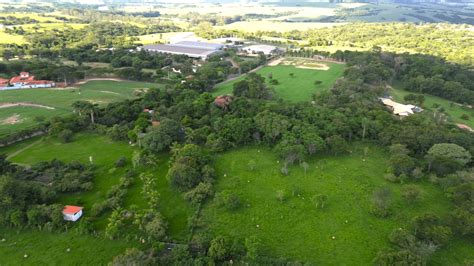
xmin=277 ymin=57 xmax=330 ymax=70
xmin=1 ymin=114 xmax=21 ymax=125
xmin=0 ymin=102 xmax=55 ymax=110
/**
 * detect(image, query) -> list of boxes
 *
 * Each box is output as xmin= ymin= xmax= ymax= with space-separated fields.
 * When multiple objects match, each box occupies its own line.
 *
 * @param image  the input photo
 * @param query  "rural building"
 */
xmin=140 ymin=41 xmax=223 ymax=60
xmin=62 ymin=205 xmax=83 ymax=222
xmin=0 ymin=78 xmax=9 ymax=89
xmin=173 ymin=41 xmax=224 ymax=50
xmin=214 ymin=95 xmax=233 ymax=109
xmin=380 ymin=98 xmax=423 ymax=117
xmin=1 ymin=72 xmax=55 ymax=90
xmin=242 ymin=45 xmax=279 ymax=56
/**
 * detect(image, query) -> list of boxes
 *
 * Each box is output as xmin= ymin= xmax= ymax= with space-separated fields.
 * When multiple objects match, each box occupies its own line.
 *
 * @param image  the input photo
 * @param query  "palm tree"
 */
xmin=72 ymin=101 xmax=97 ymax=124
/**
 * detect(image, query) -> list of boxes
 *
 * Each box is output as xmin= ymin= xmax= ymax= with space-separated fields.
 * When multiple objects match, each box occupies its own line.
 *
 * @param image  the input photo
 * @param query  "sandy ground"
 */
xmin=270 ymin=57 xmax=330 ymax=70
xmin=0 ymin=102 xmax=55 ymax=110
xmin=457 ymin=123 xmax=474 ymax=132
xmin=1 ymin=114 xmax=21 ymax=125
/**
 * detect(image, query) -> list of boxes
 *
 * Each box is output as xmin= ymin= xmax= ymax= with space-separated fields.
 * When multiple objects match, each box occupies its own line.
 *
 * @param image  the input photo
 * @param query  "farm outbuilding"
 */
xmin=62 ymin=205 xmax=83 ymax=222
xmin=380 ymin=98 xmax=423 ymax=117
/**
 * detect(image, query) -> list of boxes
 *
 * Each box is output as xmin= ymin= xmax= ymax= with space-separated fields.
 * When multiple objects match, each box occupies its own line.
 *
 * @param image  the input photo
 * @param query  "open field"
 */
xmin=216 ymin=21 xmax=343 ymax=33
xmin=0 ymin=133 xmax=192 ymax=240
xmin=200 ymin=145 xmax=469 ymax=264
xmin=0 ymin=80 xmax=159 ymax=138
xmin=213 ymin=59 xmax=345 ymax=102
xmin=0 ymin=31 xmax=26 ymax=44
xmin=0 ymin=228 xmax=137 ymax=265
xmin=390 ymin=87 xmax=474 ymax=129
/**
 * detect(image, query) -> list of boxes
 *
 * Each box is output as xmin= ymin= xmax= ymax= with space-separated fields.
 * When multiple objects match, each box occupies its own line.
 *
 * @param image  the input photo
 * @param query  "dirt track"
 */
xmin=0 ymin=102 xmax=55 ymax=110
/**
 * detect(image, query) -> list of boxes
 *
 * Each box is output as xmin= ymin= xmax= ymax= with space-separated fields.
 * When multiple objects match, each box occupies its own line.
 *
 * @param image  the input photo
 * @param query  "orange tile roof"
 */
xmin=63 ymin=205 xmax=83 ymax=215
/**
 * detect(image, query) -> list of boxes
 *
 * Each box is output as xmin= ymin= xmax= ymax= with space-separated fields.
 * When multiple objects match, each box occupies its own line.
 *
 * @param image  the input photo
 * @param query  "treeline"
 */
xmin=196 ymin=22 xmax=474 ymax=66
xmin=0 ymin=16 xmax=39 ymax=25
xmin=0 ymin=21 xmax=182 ymax=60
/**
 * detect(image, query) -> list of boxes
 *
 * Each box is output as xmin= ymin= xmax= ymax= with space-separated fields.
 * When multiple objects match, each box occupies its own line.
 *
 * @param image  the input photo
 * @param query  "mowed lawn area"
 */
xmin=213 ymin=63 xmax=344 ymax=102
xmin=390 ymin=87 xmax=474 ymax=129
xmin=200 ymin=145 xmax=469 ymax=264
xmin=0 ymin=80 xmax=160 ymax=138
xmin=0 ymin=133 xmax=192 ymax=240
xmin=0 ymin=228 xmax=136 ymax=265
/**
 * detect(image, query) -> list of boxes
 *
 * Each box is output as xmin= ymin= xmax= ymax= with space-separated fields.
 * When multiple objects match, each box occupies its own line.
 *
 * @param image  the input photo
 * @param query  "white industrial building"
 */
xmin=141 ymin=41 xmax=223 ymax=60
xmin=242 ymin=44 xmax=279 ymax=55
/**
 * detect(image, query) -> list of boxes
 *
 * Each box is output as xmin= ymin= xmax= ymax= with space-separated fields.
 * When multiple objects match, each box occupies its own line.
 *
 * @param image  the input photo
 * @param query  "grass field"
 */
xmin=199 ymin=145 xmax=469 ymax=264
xmin=0 ymin=80 xmax=160 ymax=138
xmin=0 ymin=133 xmax=192 ymax=240
xmin=0 ymin=228 xmax=137 ymax=265
xmin=390 ymin=87 xmax=474 ymax=129
xmin=213 ymin=60 xmax=344 ymax=102
xmin=216 ymin=21 xmax=343 ymax=33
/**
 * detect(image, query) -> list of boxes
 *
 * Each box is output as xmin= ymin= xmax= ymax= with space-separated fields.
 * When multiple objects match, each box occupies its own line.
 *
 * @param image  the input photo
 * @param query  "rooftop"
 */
xmin=142 ymin=44 xmax=219 ymax=58
xmin=173 ymin=41 xmax=224 ymax=50
xmin=63 ymin=205 xmax=83 ymax=215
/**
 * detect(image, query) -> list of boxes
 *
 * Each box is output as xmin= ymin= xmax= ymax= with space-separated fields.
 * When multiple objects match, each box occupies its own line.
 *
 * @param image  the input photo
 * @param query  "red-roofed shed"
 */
xmin=62 ymin=205 xmax=83 ymax=222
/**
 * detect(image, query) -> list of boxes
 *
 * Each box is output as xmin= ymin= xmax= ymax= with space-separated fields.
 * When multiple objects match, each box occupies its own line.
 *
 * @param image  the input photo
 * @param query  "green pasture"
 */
xmin=213 ymin=63 xmax=344 ymax=102
xmin=0 ymin=133 xmax=192 ymax=240
xmin=390 ymin=87 xmax=474 ymax=129
xmin=200 ymin=145 xmax=464 ymax=264
xmin=0 ymin=80 xmax=160 ymax=138
xmin=0 ymin=228 xmax=137 ymax=265
xmin=0 ymin=106 xmax=64 ymax=138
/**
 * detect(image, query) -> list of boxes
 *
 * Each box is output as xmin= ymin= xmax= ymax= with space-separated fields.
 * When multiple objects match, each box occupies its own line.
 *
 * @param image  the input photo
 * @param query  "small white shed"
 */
xmin=62 ymin=205 xmax=83 ymax=222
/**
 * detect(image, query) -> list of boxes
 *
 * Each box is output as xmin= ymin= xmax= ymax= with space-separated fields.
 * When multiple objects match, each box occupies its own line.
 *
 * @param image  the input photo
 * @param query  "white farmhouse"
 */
xmin=380 ymin=98 xmax=423 ymax=117
xmin=62 ymin=205 xmax=83 ymax=222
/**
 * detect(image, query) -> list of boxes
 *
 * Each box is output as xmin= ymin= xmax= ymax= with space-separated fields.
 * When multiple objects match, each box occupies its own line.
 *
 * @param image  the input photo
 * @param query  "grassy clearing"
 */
xmin=216 ymin=21 xmax=343 ymax=33
xmin=0 ymin=80 xmax=159 ymax=138
xmin=390 ymin=87 xmax=474 ymax=129
xmin=213 ymin=62 xmax=344 ymax=102
xmin=0 ymin=30 xmax=26 ymax=44
xmin=200 ymin=145 xmax=457 ymax=264
xmin=0 ymin=106 xmax=64 ymax=138
xmin=0 ymin=80 xmax=157 ymax=109
xmin=0 ymin=228 xmax=136 ymax=265
xmin=6 ymin=133 xmax=135 ymax=228
xmin=1 ymin=134 xmax=192 ymax=239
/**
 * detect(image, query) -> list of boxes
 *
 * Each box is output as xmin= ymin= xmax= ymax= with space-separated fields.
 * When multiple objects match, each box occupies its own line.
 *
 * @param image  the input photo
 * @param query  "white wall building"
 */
xmin=62 ymin=205 xmax=83 ymax=222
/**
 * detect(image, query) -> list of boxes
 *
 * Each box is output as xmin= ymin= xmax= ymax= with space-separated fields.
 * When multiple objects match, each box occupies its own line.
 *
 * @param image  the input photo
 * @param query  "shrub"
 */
xmin=58 ymin=129 xmax=73 ymax=143
xmin=384 ymin=173 xmax=400 ymax=183
xmin=371 ymin=187 xmax=392 ymax=218
xmin=184 ymin=182 xmax=214 ymax=206
xmin=216 ymin=190 xmax=241 ymax=211
xmin=401 ymin=185 xmax=422 ymax=204
xmin=115 ymin=156 xmax=128 ymax=168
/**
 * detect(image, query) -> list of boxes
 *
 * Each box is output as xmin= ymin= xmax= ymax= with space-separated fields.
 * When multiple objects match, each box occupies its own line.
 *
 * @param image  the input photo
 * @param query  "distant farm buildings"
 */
xmin=140 ymin=41 xmax=224 ymax=60
xmin=380 ymin=98 xmax=423 ymax=117
xmin=242 ymin=45 xmax=280 ymax=56
xmin=0 ymin=72 xmax=55 ymax=90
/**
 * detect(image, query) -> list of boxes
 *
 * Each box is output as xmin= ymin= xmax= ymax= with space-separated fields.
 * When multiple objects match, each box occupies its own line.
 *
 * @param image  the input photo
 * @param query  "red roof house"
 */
xmin=62 ymin=205 xmax=83 ymax=222
xmin=214 ymin=95 xmax=233 ymax=109
xmin=0 ymin=78 xmax=9 ymax=86
xmin=9 ymin=72 xmax=55 ymax=88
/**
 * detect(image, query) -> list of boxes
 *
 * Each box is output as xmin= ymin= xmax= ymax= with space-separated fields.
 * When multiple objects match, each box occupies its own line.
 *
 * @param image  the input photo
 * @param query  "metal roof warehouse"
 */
xmin=141 ymin=41 xmax=223 ymax=60
xmin=173 ymin=41 xmax=224 ymax=50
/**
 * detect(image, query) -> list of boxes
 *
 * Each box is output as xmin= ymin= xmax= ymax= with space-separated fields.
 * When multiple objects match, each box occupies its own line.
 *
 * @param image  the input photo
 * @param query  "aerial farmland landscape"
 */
xmin=0 ymin=0 xmax=473 ymax=265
